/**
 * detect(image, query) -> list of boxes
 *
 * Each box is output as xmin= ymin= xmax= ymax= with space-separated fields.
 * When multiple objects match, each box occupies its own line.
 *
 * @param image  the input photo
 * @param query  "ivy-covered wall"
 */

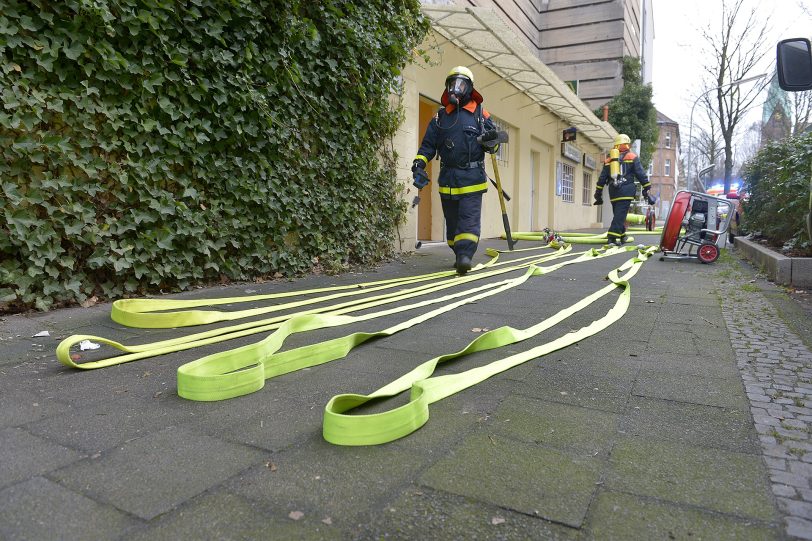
xmin=0 ymin=0 xmax=428 ymax=311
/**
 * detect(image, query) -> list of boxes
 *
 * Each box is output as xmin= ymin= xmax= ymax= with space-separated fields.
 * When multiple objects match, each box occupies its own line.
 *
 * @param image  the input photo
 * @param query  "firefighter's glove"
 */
xmin=642 ymin=187 xmax=656 ymax=205
xmin=479 ymin=130 xmax=500 ymax=153
xmin=593 ymin=190 xmax=603 ymax=206
xmin=412 ymin=160 xmax=429 ymax=190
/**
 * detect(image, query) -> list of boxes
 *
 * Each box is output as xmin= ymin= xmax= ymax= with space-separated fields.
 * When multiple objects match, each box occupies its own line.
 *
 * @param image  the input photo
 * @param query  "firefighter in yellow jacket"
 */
xmin=594 ymin=134 xmax=654 ymax=245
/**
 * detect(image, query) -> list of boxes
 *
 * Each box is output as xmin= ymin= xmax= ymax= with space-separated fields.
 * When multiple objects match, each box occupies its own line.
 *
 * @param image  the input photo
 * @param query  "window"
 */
xmin=582 ymin=172 xmax=592 ymax=205
xmin=559 ymin=161 xmax=574 ymax=203
xmin=489 ymin=116 xmax=509 ymax=166
xmin=665 ymin=132 xmax=672 ymax=149
xmin=647 ymin=162 xmax=653 ymax=176
xmin=665 ymin=159 xmax=671 ymax=176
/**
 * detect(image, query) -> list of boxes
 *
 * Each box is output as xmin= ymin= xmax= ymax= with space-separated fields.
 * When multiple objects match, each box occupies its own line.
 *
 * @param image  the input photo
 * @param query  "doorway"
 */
xmin=417 ymin=98 xmax=438 ymax=241
xmin=530 ymin=150 xmax=540 ymax=231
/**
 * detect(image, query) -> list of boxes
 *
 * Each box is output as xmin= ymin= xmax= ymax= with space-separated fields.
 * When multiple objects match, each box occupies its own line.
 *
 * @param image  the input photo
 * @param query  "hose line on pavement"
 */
xmin=57 ymin=244 xmax=600 ymax=369
xmin=323 ymin=246 xmax=657 ymax=445
xmin=174 ymin=245 xmax=630 ymax=401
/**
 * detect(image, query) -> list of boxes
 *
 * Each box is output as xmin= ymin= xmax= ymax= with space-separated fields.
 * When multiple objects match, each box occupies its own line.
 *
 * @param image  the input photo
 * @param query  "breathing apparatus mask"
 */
xmin=445 ymin=75 xmax=472 ymax=106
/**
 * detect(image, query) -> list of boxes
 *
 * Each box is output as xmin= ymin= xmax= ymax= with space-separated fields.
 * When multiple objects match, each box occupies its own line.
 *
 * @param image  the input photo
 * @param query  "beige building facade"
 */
xmin=394 ymin=6 xmax=618 ymax=250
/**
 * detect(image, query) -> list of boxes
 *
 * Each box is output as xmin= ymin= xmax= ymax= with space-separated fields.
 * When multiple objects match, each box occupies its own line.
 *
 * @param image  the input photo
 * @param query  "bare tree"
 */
xmin=700 ymin=0 xmax=771 ymax=194
xmin=735 ymin=121 xmax=763 ymax=173
xmin=692 ymin=94 xmax=725 ymax=189
xmin=789 ymin=90 xmax=812 ymax=135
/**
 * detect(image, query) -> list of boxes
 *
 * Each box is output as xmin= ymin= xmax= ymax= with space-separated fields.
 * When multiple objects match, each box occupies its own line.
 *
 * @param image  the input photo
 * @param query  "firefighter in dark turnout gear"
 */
xmin=412 ymin=66 xmax=500 ymax=274
xmin=594 ymin=134 xmax=654 ymax=245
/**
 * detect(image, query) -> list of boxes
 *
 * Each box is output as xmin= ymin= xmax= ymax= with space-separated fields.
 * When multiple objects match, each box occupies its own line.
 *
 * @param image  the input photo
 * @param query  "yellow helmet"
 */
xmin=614 ymin=134 xmax=631 ymax=147
xmin=446 ymin=66 xmax=474 ymax=85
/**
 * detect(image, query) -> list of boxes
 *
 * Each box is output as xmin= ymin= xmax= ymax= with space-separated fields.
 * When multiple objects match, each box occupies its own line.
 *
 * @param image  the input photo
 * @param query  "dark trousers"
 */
xmin=441 ymin=193 xmax=482 ymax=259
xmin=609 ymin=199 xmax=632 ymax=241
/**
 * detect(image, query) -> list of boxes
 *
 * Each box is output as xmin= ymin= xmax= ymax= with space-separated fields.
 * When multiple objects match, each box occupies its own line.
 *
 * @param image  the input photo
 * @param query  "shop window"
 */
xmin=558 ymin=161 xmax=574 ymax=203
xmin=582 ymin=172 xmax=592 ymax=205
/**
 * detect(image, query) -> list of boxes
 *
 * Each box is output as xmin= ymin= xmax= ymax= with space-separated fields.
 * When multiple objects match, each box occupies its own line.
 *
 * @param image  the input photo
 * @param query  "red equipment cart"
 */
xmin=659 ymin=190 xmax=735 ymax=264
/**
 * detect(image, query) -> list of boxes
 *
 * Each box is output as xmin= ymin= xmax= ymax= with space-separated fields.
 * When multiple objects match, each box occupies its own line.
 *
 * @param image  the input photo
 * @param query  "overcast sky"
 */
xmin=651 ymin=0 xmax=812 ymax=134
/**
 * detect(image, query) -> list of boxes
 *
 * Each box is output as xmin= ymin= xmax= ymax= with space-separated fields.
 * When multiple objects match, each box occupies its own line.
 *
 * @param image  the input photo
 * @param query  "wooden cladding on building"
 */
xmin=457 ymin=0 xmax=642 ymax=108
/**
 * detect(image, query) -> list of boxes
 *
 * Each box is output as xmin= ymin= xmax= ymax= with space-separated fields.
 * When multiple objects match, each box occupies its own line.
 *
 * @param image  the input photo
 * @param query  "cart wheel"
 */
xmin=697 ymin=242 xmax=719 ymax=264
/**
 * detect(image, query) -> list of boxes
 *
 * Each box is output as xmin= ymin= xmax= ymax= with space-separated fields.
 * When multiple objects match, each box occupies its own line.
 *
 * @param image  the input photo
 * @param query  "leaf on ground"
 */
xmin=289 ymin=511 xmax=304 ymax=520
xmin=491 ymin=516 xmax=505 ymax=525
xmin=321 ymin=517 xmax=332 ymax=525
xmin=266 ymin=461 xmax=277 ymax=472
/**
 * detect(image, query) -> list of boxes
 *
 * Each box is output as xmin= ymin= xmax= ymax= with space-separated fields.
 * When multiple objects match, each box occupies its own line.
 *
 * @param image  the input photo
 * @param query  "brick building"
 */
xmin=648 ymin=111 xmax=680 ymax=219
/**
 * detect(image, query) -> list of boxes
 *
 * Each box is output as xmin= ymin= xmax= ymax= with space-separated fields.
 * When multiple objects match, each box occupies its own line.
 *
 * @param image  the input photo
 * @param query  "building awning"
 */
xmin=422 ymin=5 xmax=618 ymax=150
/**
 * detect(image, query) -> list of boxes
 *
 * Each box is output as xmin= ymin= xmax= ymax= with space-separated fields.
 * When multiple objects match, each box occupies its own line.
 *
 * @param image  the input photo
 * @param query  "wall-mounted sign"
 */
xmin=561 ymin=142 xmax=581 ymax=163
xmin=583 ymin=154 xmax=597 ymax=170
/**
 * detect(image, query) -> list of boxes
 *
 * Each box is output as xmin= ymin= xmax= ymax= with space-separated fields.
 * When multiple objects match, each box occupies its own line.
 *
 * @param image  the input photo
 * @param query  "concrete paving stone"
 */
xmin=693 ymin=336 xmax=736 ymax=360
xmin=419 ymin=432 xmax=601 ymax=528
xmin=790 ymin=460 xmax=812 ymax=477
xmin=774 ymin=484 xmax=798 ymax=498
xmin=389 ymin=377 xmax=511 ymax=454
xmin=24 ymin=393 xmax=215 ymax=454
xmin=772 ymin=471 xmax=812 ymax=488
xmin=415 ymin=310 xmax=545 ymax=341
xmin=49 ymin=426 xmax=267 ymax=520
xmin=606 ymin=437 xmax=777 ymax=521
xmin=620 ymin=396 xmax=760 ymax=453
xmin=127 ymin=490 xmax=341 ymax=541
xmin=764 ymin=444 xmax=795 ymax=459
xmin=304 ymin=342 xmax=429 ymax=381
xmin=633 ymin=370 xmax=750 ymax=411
xmin=765 ymin=457 xmax=788 ymax=470
xmin=490 ymin=395 xmax=619 ymax=455
xmin=645 ymin=334 xmax=703 ymax=356
xmin=584 ymin=489 xmax=780 ymax=541
xmin=0 ymin=428 xmax=83 ymax=489
xmin=0 ymin=337 xmax=54 ymax=367
xmin=479 ymin=286 xmax=589 ymax=311
xmin=581 ymin=323 xmax=653 ymax=348
xmin=529 ymin=349 xmax=642 ymax=381
xmin=656 ymin=303 xmax=724 ymax=325
xmin=787 ymin=516 xmax=812 ymax=540
xmin=184 ymin=380 xmax=335 ymax=452
xmin=668 ymin=295 xmax=726 ymax=307
xmin=507 ymin=366 xmax=633 ymax=414
xmin=777 ymin=496 xmax=812 ymax=519
xmin=372 ymin=327 xmax=475 ymax=357
xmin=0 ymin=477 xmax=140 ymax=541
xmin=0 ymin=387 xmax=69 ymax=429
xmin=266 ymin=319 xmax=400 ymax=354
xmin=226 ymin=435 xmax=428 ymax=524
xmin=21 ymin=355 xmax=191 ymax=408
xmin=637 ymin=351 xmax=739 ymax=380
xmin=357 ymin=486 xmax=580 ymax=541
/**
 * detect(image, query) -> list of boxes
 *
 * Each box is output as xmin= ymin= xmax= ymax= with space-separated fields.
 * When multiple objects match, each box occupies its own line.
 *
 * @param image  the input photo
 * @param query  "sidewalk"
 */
xmin=0 ymin=237 xmax=809 ymax=540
